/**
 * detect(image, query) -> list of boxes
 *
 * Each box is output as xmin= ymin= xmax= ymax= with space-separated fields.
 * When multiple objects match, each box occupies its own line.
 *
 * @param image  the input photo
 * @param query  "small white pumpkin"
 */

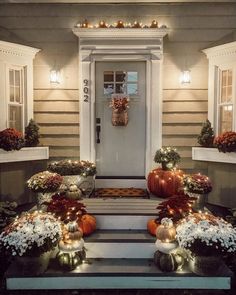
xmin=156 ymin=218 xmax=176 ymax=242
xmin=66 ymin=185 xmax=82 ymax=200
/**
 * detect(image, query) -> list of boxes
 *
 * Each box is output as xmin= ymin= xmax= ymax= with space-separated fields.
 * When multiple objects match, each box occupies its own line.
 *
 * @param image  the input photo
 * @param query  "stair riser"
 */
xmin=85 ymin=242 xmax=156 ymax=258
xmin=95 ymin=215 xmax=156 ymax=230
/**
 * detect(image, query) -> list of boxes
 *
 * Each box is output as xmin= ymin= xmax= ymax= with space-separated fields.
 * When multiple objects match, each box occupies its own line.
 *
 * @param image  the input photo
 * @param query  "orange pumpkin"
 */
xmin=79 ymin=214 xmax=96 ymax=236
xmin=147 ymin=168 xmax=184 ymax=198
xmin=147 ymin=219 xmax=159 ymax=236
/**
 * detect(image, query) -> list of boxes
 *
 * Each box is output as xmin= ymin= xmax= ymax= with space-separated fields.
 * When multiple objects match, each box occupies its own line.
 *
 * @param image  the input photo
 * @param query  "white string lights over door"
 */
xmin=76 ymin=19 xmax=166 ymax=29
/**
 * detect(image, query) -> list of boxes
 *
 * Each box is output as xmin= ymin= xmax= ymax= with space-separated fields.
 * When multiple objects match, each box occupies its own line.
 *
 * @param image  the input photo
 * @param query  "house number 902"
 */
xmin=83 ymin=79 xmax=89 ymax=102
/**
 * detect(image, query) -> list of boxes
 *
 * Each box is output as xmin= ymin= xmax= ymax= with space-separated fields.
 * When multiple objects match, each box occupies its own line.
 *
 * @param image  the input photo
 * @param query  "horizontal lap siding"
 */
xmin=32 ymin=29 xmax=79 ymax=159
xmin=0 ymin=3 xmax=235 ymax=168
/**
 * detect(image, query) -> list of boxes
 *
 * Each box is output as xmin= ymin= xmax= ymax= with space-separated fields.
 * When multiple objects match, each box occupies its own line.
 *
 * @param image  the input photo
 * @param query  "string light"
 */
xmin=76 ymin=20 xmax=166 ymax=29
xmin=99 ymin=20 xmax=108 ymax=28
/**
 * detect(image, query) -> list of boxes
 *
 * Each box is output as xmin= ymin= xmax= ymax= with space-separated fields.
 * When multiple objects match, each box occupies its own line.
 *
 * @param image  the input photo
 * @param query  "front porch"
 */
xmin=3 ymin=197 xmax=234 ymax=292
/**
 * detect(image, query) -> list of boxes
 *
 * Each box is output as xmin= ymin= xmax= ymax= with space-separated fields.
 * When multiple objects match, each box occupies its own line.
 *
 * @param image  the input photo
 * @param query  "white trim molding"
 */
xmin=0 ymin=41 xmax=40 ymax=59
xmin=0 ymin=40 xmax=40 ymax=132
xmin=192 ymin=147 xmax=236 ymax=164
xmin=203 ymin=41 xmax=236 ymax=131
xmin=0 ymin=147 xmax=49 ymax=163
xmin=73 ymin=28 xmax=168 ymax=176
xmin=203 ymin=41 xmax=236 ymax=61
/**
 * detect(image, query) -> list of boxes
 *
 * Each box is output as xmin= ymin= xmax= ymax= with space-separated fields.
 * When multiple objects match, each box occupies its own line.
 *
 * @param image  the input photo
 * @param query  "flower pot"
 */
xmin=189 ymin=255 xmax=223 ymax=276
xmin=161 ymin=162 xmax=176 ymax=171
xmin=187 ymin=192 xmax=208 ymax=211
xmin=112 ymin=109 xmax=128 ymax=126
xmin=63 ymin=175 xmax=95 ymax=197
xmin=15 ymin=251 xmax=51 ymax=275
xmin=36 ymin=192 xmax=54 ymax=210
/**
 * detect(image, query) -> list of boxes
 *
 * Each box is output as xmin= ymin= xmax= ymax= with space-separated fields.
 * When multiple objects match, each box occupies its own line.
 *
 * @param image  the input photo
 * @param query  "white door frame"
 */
xmin=73 ymin=28 xmax=168 ymax=178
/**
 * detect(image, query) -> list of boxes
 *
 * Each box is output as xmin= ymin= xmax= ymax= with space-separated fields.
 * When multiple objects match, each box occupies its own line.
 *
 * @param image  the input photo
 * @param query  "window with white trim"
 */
xmin=204 ymin=41 xmax=236 ymax=136
xmin=217 ymin=68 xmax=233 ymax=134
xmin=0 ymin=40 xmax=39 ymax=133
xmin=7 ymin=66 xmax=26 ymax=132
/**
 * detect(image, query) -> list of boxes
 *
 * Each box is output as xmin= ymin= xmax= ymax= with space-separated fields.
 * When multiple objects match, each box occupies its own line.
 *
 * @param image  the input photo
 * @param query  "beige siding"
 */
xmin=40 ymin=137 xmax=80 ymax=147
xmin=34 ymin=89 xmax=79 ymax=101
xmin=34 ymin=113 xmax=79 ymax=124
xmin=0 ymin=2 xmax=235 ymax=167
xmin=49 ymin=147 xmax=80 ymax=158
xmin=40 ymin=125 xmax=79 ymax=135
xmin=162 ymin=125 xmax=202 ymax=135
xmin=163 ymin=113 xmax=207 ymax=124
xmin=34 ymin=101 xmax=79 ymax=113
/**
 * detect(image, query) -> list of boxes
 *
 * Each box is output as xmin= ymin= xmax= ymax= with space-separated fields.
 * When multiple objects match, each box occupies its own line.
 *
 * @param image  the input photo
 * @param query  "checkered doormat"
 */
xmin=94 ymin=187 xmax=149 ymax=198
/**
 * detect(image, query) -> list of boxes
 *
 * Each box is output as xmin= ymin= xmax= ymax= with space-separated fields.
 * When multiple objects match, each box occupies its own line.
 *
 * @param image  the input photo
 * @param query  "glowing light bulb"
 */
xmin=179 ymin=70 xmax=191 ymax=84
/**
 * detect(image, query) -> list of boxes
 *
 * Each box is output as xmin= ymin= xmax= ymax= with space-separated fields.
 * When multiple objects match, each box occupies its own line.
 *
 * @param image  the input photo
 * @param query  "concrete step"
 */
xmin=83 ymin=197 xmax=160 ymax=214
xmin=6 ymin=258 xmax=232 ymax=290
xmin=85 ymin=229 xmax=155 ymax=259
xmin=85 ymin=229 xmax=155 ymax=243
xmin=94 ymin=214 xmax=156 ymax=230
xmin=83 ymin=197 xmax=160 ymax=229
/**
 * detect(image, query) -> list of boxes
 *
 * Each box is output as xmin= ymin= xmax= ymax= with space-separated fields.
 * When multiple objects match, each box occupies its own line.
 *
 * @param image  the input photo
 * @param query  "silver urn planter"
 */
xmin=62 ymin=175 xmax=95 ymax=197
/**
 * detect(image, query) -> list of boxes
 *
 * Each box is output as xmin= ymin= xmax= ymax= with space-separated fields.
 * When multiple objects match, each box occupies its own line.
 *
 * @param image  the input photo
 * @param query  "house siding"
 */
xmin=0 ymin=3 xmax=236 ymax=203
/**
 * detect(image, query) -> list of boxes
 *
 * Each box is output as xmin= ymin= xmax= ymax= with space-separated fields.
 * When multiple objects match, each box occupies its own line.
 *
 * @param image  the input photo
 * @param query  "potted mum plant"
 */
xmin=176 ymin=212 xmax=236 ymax=275
xmin=147 ymin=147 xmax=184 ymax=198
xmin=214 ymin=131 xmax=236 ymax=153
xmin=183 ymin=173 xmax=212 ymax=210
xmin=0 ymin=128 xmax=24 ymax=151
xmin=27 ymin=171 xmax=63 ymax=209
xmin=0 ymin=201 xmax=18 ymax=276
xmin=47 ymin=160 xmax=96 ymax=197
xmin=47 ymin=193 xmax=96 ymax=237
xmin=154 ymin=147 xmax=181 ymax=171
xmin=0 ymin=211 xmax=62 ymax=274
xmin=147 ymin=194 xmax=196 ymax=236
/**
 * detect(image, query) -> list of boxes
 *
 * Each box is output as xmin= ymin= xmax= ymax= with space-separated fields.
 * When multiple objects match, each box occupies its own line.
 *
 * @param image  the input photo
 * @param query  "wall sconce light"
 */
xmin=180 ymin=70 xmax=191 ymax=84
xmin=50 ymin=69 xmax=60 ymax=84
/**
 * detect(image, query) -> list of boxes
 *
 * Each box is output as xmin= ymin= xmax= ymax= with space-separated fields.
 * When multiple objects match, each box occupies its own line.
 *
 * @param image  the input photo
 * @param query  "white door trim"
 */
xmin=73 ymin=28 xmax=168 ymax=177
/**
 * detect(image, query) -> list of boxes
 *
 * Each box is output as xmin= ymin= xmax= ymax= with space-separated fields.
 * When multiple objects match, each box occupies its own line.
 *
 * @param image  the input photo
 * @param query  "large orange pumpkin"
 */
xmin=147 ymin=219 xmax=159 ymax=236
xmin=147 ymin=168 xmax=184 ymax=198
xmin=79 ymin=214 xmax=96 ymax=236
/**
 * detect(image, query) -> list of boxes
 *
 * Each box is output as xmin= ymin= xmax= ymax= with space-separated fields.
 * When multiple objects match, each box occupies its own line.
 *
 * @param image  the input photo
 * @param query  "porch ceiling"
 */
xmin=2 ymin=0 xmax=236 ymax=3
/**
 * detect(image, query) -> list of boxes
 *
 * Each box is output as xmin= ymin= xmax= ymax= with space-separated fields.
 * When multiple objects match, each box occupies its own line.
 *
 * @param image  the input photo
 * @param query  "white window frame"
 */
xmin=203 ymin=41 xmax=236 ymax=135
xmin=6 ymin=65 xmax=26 ymax=132
xmin=216 ymin=66 xmax=235 ymax=134
xmin=0 ymin=41 xmax=40 ymax=132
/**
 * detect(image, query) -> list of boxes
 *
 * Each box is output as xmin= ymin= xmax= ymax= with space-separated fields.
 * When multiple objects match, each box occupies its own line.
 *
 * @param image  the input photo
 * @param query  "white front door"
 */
xmin=95 ymin=61 xmax=146 ymax=177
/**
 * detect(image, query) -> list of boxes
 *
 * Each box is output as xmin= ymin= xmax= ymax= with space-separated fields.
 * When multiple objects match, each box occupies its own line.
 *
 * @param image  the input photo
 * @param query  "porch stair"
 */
xmin=5 ymin=198 xmax=232 ymax=291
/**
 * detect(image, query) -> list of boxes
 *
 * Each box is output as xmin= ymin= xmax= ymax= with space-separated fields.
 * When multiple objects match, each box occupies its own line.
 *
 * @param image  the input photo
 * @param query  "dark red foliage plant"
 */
xmin=155 ymin=194 xmax=196 ymax=224
xmin=46 ymin=193 xmax=87 ymax=222
xmin=214 ymin=131 xmax=236 ymax=153
xmin=0 ymin=128 xmax=24 ymax=151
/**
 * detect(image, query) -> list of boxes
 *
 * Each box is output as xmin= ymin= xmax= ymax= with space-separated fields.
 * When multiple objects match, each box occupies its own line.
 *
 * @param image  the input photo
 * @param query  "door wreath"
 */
xmin=110 ymin=94 xmax=129 ymax=126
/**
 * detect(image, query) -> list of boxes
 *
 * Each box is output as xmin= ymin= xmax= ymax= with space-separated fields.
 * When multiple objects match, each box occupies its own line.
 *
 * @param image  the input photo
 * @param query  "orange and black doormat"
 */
xmin=93 ymin=188 xmax=149 ymax=198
